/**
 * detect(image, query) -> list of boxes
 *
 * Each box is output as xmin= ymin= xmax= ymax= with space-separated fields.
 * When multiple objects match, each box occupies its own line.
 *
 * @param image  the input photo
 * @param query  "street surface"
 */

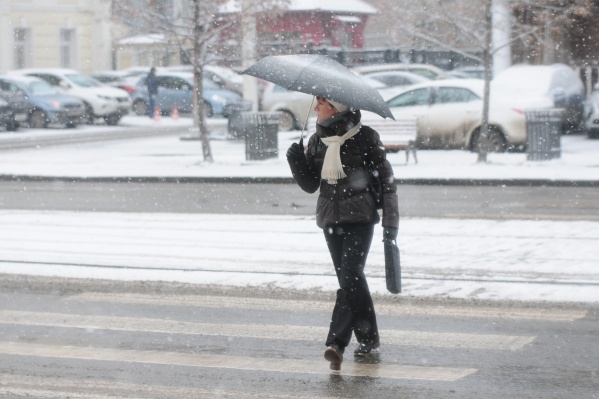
xmin=0 ymin=275 xmax=597 ymax=398
xmin=1 ymin=180 xmax=598 ymax=221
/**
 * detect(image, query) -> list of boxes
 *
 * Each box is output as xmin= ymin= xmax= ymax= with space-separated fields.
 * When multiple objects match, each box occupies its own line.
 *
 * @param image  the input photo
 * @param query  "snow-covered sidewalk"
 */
xmin=0 ymin=115 xmax=598 ymax=183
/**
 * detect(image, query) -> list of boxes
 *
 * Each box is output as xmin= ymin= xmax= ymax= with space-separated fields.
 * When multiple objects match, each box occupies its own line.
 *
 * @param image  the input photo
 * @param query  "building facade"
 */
xmin=0 ymin=0 xmax=113 ymax=74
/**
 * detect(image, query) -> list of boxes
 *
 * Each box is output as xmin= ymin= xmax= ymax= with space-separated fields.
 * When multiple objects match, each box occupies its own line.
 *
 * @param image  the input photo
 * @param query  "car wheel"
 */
xmin=30 ymin=109 xmax=48 ymax=129
xmin=277 ymin=110 xmax=296 ymax=132
xmin=6 ymin=121 xmax=18 ymax=131
xmin=202 ymin=101 xmax=213 ymax=119
xmin=65 ymin=121 xmax=77 ymax=129
xmin=82 ymin=103 xmax=94 ymax=124
xmin=104 ymin=113 xmax=121 ymax=126
xmin=133 ymin=100 xmax=149 ymax=116
xmin=471 ymin=127 xmax=507 ymax=153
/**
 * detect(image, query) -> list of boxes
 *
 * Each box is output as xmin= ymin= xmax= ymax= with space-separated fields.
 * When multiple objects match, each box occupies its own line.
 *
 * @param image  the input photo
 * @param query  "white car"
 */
xmin=261 ymin=75 xmax=386 ymax=131
xmin=365 ymin=70 xmax=430 ymax=89
xmin=363 ymin=79 xmax=528 ymax=152
xmin=491 ymin=64 xmax=585 ymax=133
xmin=9 ymin=68 xmax=131 ymax=125
xmin=352 ymin=63 xmax=449 ymax=80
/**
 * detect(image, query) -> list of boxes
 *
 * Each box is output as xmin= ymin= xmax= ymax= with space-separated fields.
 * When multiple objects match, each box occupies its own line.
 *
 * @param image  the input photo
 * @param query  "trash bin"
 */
xmin=240 ymin=112 xmax=281 ymax=160
xmin=525 ymin=109 xmax=564 ymax=161
xmin=226 ymin=101 xmax=253 ymax=138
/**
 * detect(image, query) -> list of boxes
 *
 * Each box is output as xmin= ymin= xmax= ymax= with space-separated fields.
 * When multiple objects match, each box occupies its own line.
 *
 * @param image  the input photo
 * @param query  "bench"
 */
xmin=362 ymin=117 xmax=418 ymax=164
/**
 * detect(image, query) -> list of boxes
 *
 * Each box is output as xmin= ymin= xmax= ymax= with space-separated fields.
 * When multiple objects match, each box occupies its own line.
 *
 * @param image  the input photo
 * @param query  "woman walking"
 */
xmin=286 ymin=97 xmax=399 ymax=371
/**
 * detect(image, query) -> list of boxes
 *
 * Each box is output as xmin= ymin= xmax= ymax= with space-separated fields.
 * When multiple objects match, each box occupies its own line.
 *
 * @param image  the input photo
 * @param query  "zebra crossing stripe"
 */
xmin=0 ymin=310 xmax=534 ymax=350
xmin=0 ymin=342 xmax=477 ymax=381
xmin=0 ymin=374 xmax=339 ymax=399
xmin=70 ymin=292 xmax=588 ymax=322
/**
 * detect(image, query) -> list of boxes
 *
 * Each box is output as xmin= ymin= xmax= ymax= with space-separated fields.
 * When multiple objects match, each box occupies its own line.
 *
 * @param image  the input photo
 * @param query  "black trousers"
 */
xmin=324 ymin=223 xmax=379 ymax=350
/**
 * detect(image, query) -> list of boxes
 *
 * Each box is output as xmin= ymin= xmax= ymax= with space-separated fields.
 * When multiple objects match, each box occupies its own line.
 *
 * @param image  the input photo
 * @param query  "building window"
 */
xmin=14 ymin=28 xmax=31 ymax=69
xmin=60 ymin=29 xmax=75 ymax=68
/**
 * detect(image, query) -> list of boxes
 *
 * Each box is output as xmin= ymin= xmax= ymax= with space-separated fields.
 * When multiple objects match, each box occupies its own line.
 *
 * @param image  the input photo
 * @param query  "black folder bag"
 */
xmin=384 ymin=239 xmax=401 ymax=294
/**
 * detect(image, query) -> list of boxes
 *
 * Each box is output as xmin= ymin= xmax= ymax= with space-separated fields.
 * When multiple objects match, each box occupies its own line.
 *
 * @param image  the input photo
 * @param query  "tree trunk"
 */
xmin=193 ymin=0 xmax=213 ymax=163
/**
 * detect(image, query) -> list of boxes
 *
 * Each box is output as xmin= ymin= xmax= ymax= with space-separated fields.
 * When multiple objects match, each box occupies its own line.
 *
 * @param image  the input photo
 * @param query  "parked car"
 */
xmin=364 ymin=79 xmax=528 ymax=152
xmin=9 ymin=68 xmax=131 ymax=125
xmin=352 ymin=63 xmax=448 ymax=80
xmin=91 ymin=71 xmax=141 ymax=95
xmin=446 ymin=70 xmax=474 ymax=79
xmin=585 ymin=91 xmax=599 ymax=139
xmin=261 ymin=74 xmax=385 ymax=131
xmin=364 ymin=70 xmax=430 ymax=89
xmin=491 ymin=64 xmax=586 ymax=133
xmin=0 ymin=85 xmax=31 ymax=131
xmin=0 ymin=75 xmax=85 ymax=128
xmin=130 ymin=71 xmax=243 ymax=117
xmin=161 ymin=65 xmax=243 ymax=94
xmin=453 ymin=66 xmax=486 ymax=79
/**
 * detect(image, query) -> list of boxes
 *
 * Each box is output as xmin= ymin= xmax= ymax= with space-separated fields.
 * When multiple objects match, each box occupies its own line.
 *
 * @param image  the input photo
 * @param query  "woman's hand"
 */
xmin=286 ymin=139 xmax=305 ymax=163
xmin=383 ymin=228 xmax=398 ymax=241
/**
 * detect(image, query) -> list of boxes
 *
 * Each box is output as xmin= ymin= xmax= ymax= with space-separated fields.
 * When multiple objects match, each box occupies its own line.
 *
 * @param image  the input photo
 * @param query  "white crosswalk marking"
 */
xmin=4 ymin=289 xmax=587 ymax=394
xmin=0 ymin=374 xmax=341 ymax=399
xmin=0 ymin=310 xmax=534 ymax=350
xmin=0 ymin=342 xmax=477 ymax=382
xmin=70 ymin=292 xmax=588 ymax=322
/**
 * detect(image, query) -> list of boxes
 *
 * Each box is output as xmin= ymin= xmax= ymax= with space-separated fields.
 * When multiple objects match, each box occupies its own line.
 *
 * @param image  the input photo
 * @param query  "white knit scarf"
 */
xmin=320 ymin=122 xmax=362 ymax=184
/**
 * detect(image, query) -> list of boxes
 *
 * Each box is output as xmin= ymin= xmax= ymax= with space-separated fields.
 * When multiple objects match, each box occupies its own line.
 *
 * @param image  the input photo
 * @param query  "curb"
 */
xmin=1 ymin=174 xmax=598 ymax=187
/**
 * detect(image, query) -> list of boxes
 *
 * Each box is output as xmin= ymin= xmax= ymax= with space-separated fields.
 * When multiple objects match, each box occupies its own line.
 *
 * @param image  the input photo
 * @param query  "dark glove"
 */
xmin=383 ymin=227 xmax=398 ymax=241
xmin=286 ymin=138 xmax=305 ymax=163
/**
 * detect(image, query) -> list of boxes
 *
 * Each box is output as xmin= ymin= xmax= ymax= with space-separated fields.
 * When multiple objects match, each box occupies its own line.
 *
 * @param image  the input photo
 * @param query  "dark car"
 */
xmin=0 ymin=85 xmax=30 ymax=132
xmin=0 ymin=75 xmax=85 ymax=129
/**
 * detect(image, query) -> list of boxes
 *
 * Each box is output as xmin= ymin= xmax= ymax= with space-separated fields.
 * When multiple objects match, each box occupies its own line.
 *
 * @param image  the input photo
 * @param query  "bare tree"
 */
xmin=366 ymin=0 xmax=544 ymax=162
xmin=511 ymin=0 xmax=599 ymax=65
xmin=112 ymin=0 xmax=289 ymax=163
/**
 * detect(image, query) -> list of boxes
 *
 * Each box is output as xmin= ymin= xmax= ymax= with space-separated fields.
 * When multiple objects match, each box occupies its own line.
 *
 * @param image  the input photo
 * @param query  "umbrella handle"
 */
xmin=299 ymin=96 xmax=316 ymax=144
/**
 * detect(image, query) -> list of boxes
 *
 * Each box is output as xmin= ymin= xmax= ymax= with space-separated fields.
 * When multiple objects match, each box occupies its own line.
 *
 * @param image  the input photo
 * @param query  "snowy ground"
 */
xmin=1 ymin=115 xmax=598 ymax=304
xmin=1 ymin=114 xmax=598 ymax=182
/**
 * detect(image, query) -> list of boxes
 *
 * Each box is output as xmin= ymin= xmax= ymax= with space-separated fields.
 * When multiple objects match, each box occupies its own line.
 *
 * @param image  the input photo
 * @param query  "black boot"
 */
xmin=324 ymin=344 xmax=344 ymax=370
xmin=354 ymin=340 xmax=380 ymax=356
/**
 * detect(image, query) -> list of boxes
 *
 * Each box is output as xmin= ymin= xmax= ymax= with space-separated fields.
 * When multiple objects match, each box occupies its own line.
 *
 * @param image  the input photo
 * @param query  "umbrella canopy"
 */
xmin=243 ymin=54 xmax=395 ymax=120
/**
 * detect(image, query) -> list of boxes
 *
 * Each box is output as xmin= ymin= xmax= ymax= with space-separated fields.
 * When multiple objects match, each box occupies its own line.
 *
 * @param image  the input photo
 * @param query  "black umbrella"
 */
xmin=243 ymin=54 xmax=395 ymax=120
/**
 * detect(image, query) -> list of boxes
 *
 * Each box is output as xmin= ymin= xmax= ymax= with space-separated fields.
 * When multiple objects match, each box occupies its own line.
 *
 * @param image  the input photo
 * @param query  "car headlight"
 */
xmin=51 ymin=100 xmax=61 ymax=109
xmin=210 ymin=94 xmax=226 ymax=104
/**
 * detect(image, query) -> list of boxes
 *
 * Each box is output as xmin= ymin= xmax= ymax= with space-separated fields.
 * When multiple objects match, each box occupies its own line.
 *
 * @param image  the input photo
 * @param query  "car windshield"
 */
xmin=65 ymin=74 xmax=104 ymax=88
xmin=208 ymin=67 xmax=243 ymax=83
xmin=388 ymin=88 xmax=431 ymax=107
xmin=28 ymin=80 xmax=59 ymax=95
xmin=203 ymin=79 xmax=220 ymax=90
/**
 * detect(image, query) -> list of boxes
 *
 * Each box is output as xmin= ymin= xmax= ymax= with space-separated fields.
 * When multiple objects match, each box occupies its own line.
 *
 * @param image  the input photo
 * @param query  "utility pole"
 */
xmin=241 ymin=0 xmax=259 ymax=112
xmin=492 ymin=0 xmax=511 ymax=77
xmin=478 ymin=0 xmax=493 ymax=163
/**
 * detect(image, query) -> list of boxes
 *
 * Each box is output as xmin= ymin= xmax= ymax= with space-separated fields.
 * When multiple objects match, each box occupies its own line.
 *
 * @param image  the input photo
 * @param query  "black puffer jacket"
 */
xmin=288 ymin=110 xmax=399 ymax=229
